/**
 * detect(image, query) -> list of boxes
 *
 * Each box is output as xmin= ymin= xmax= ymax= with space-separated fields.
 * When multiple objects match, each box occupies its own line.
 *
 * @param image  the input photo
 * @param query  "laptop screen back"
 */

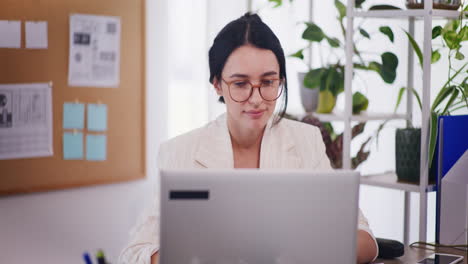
xmin=160 ymin=169 xmax=360 ymax=264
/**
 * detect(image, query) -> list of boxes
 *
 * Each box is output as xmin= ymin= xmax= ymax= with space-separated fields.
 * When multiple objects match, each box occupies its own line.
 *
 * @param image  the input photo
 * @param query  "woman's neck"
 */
xmin=228 ymin=123 xmax=265 ymax=169
xmin=227 ymin=119 xmax=266 ymax=151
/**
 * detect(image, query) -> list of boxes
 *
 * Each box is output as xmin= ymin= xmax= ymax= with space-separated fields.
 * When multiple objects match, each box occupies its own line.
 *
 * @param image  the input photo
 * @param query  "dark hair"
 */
xmin=208 ymin=12 xmax=288 ymax=125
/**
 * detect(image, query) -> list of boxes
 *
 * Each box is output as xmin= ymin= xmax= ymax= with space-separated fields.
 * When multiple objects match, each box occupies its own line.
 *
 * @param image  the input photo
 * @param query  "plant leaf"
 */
xmin=432 ymin=85 xmax=456 ymax=112
xmin=404 ymin=30 xmax=423 ymax=66
xmin=326 ymin=37 xmax=340 ymax=47
xmin=352 ymin=91 xmax=369 ymax=114
xmin=320 ymin=68 xmax=330 ymax=92
xmin=394 ymin=87 xmax=406 ymax=112
xmin=379 ymin=26 xmax=394 ymax=42
xmin=432 ymin=26 xmax=442 ymax=39
xmin=303 ymin=68 xmax=323 ymax=89
xmin=455 ymin=51 xmax=465 ymax=60
xmin=302 ymin=23 xmax=325 ymax=42
xmin=369 ymin=5 xmax=401 ymax=10
xmin=335 ymin=0 xmax=346 ymax=19
xmin=444 ymin=19 xmax=460 ymax=32
xmin=326 ymin=67 xmax=344 ymax=96
xmin=428 ymin=112 xmax=439 ymax=168
xmin=431 ymin=49 xmax=441 ymax=63
xmin=359 ymin=28 xmax=370 ymax=39
xmin=411 ymin=87 xmax=423 ymax=110
xmin=461 ymin=26 xmax=468 ymax=41
xmin=394 ymin=87 xmax=422 ymax=112
xmin=441 ymin=89 xmax=459 ymax=114
xmin=368 ymin=62 xmax=381 ymax=72
xmin=355 ymin=0 xmax=366 ymax=8
xmin=380 ymin=52 xmax=399 ymax=83
xmin=443 ymin=31 xmax=461 ymax=50
xmin=268 ymin=0 xmax=282 ymax=8
xmin=290 ymin=49 xmax=304 ymax=60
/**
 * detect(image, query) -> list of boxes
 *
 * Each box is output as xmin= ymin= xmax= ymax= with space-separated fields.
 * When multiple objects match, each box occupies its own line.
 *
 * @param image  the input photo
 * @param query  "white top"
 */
xmin=119 ymin=114 xmax=379 ymax=264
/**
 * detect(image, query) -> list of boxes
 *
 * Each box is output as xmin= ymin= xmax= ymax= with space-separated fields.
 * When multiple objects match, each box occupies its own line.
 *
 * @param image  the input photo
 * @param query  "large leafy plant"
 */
xmin=394 ymin=7 xmax=468 ymax=168
xmin=289 ymin=0 xmax=400 ymax=113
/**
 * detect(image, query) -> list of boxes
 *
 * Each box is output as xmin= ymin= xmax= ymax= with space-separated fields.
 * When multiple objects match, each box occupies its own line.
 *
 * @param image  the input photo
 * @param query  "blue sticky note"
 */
xmin=63 ymin=103 xmax=85 ymax=129
xmin=86 ymin=134 xmax=107 ymax=161
xmin=63 ymin=132 xmax=84 ymax=160
xmin=87 ymin=104 xmax=107 ymax=131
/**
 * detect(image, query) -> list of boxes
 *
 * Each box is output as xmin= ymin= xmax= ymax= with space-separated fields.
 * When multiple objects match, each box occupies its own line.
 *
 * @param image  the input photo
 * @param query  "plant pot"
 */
xmin=298 ymin=72 xmax=319 ymax=113
xmin=406 ymin=0 xmax=461 ymax=10
xmin=395 ymin=128 xmax=421 ymax=182
xmin=395 ymin=128 xmax=437 ymax=183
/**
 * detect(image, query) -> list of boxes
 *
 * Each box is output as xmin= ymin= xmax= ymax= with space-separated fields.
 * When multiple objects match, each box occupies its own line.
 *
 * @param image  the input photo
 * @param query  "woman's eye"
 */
xmin=262 ymin=80 xmax=274 ymax=86
xmin=233 ymin=82 xmax=248 ymax=88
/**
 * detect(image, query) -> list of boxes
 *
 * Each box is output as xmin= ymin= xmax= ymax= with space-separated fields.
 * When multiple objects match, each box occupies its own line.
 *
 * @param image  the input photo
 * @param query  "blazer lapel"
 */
xmin=260 ymin=118 xmax=302 ymax=169
xmin=194 ymin=114 xmax=234 ymax=168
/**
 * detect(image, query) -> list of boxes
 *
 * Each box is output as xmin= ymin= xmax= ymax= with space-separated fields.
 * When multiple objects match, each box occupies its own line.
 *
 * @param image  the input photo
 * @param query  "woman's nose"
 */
xmin=248 ymin=87 xmax=263 ymax=105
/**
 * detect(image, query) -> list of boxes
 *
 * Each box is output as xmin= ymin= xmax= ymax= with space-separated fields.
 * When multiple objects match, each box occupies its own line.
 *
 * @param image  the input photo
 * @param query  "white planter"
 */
xmin=298 ymin=72 xmax=319 ymax=113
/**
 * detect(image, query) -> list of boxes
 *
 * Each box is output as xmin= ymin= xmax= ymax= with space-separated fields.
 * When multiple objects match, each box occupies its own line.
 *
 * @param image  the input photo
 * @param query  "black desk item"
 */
xmin=377 ymin=238 xmax=405 ymax=259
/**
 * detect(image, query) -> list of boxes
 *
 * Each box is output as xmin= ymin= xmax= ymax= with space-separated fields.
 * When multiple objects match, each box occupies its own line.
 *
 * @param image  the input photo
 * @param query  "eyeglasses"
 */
xmin=221 ymin=78 xmax=284 ymax=103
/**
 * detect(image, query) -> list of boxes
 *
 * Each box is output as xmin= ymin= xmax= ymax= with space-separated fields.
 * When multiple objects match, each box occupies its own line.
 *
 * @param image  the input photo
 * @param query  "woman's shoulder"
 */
xmin=157 ymin=116 xmax=225 ymax=169
xmin=160 ymin=115 xmax=225 ymax=150
xmin=159 ymin=125 xmax=205 ymax=153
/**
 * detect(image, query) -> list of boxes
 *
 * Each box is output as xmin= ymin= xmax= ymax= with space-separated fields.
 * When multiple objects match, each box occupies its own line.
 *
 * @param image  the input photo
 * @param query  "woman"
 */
xmin=120 ymin=13 xmax=378 ymax=264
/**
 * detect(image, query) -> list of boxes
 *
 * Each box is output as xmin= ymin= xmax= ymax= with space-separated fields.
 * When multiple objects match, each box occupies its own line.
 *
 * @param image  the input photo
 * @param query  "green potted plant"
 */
xmin=394 ymin=8 xmax=467 ymax=182
xmin=288 ymin=0 xmax=400 ymax=114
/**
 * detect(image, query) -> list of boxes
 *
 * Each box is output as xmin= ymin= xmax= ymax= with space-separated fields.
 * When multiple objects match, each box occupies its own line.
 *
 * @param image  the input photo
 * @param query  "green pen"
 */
xmin=96 ymin=249 xmax=107 ymax=264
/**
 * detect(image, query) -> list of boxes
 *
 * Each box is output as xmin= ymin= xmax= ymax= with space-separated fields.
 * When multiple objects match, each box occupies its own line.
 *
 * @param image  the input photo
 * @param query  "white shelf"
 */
xmin=352 ymin=9 xmax=465 ymax=19
xmin=311 ymin=111 xmax=407 ymax=122
xmin=360 ymin=171 xmax=436 ymax=192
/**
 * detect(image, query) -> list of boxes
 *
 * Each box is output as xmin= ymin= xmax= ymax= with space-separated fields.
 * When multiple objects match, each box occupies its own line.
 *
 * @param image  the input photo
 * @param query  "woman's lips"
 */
xmin=245 ymin=110 xmax=265 ymax=119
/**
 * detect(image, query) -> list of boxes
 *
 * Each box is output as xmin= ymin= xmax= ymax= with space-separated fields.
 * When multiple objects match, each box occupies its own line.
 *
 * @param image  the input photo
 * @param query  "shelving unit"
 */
xmin=353 ymin=9 xmax=464 ymax=19
xmin=337 ymin=0 xmax=465 ymax=245
xmin=313 ymin=111 xmax=407 ymax=122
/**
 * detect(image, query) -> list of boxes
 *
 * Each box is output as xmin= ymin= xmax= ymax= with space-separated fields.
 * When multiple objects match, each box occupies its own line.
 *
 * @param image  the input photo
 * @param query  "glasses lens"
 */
xmin=229 ymin=81 xmax=252 ymax=102
xmin=260 ymin=80 xmax=282 ymax=101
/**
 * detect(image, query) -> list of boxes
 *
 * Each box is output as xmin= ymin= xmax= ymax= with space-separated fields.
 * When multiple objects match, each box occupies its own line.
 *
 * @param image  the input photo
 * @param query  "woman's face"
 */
xmin=214 ymin=45 xmax=281 ymax=133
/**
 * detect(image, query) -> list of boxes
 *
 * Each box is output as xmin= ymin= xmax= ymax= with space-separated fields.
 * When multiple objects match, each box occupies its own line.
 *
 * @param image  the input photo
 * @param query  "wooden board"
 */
xmin=0 ymin=0 xmax=146 ymax=195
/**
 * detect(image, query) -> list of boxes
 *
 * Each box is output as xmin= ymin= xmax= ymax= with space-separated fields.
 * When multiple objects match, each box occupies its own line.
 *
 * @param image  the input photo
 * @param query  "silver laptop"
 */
xmin=160 ymin=169 xmax=360 ymax=264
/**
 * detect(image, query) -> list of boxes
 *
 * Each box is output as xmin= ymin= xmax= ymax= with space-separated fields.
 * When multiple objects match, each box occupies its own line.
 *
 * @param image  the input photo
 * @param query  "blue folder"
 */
xmin=435 ymin=114 xmax=468 ymax=243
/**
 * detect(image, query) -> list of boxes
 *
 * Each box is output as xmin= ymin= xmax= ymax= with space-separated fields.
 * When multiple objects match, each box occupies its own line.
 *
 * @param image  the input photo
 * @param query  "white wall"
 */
xmin=0 ymin=0 xmax=168 ymax=263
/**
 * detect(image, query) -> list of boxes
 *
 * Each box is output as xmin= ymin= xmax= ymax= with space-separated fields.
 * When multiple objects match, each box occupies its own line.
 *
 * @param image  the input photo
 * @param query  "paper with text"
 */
xmin=68 ymin=14 xmax=121 ymax=87
xmin=0 ymin=83 xmax=53 ymax=159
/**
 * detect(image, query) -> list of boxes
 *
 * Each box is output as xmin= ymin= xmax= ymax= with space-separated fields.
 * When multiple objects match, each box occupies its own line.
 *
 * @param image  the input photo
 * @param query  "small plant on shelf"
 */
xmin=288 ymin=0 xmax=399 ymax=114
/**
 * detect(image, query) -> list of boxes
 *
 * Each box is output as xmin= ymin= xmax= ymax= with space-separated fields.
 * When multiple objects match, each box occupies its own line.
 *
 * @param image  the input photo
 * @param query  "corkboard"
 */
xmin=0 ymin=0 xmax=146 ymax=195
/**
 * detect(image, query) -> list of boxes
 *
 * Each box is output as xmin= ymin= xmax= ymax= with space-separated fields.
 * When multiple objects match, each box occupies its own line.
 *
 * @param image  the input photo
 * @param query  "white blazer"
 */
xmin=119 ymin=114 xmax=378 ymax=264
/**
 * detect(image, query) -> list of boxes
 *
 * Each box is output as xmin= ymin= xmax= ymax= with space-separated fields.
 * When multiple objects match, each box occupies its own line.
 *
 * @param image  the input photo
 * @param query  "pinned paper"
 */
xmin=68 ymin=14 xmax=121 ymax=87
xmin=86 ymin=134 xmax=106 ymax=161
xmin=63 ymin=103 xmax=85 ymax=129
xmin=0 ymin=20 xmax=21 ymax=48
xmin=87 ymin=104 xmax=107 ymax=131
xmin=25 ymin=21 xmax=48 ymax=49
xmin=0 ymin=83 xmax=53 ymax=160
xmin=63 ymin=132 xmax=84 ymax=160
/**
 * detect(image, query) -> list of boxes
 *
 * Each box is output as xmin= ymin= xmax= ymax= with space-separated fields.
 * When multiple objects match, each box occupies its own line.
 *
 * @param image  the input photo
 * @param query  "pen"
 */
xmin=83 ymin=252 xmax=93 ymax=264
xmin=96 ymin=249 xmax=107 ymax=264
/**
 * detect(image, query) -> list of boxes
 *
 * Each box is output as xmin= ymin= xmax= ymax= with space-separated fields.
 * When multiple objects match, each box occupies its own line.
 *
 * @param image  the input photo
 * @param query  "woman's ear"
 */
xmin=213 ymin=78 xmax=223 ymax=96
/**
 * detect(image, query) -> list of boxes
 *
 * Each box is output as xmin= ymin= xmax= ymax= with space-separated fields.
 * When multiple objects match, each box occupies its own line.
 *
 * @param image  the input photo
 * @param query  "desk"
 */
xmin=376 ymin=246 xmax=467 ymax=264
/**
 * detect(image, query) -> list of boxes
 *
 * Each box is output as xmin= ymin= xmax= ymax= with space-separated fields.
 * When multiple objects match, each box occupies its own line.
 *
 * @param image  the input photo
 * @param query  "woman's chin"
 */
xmin=243 ymin=113 xmax=270 ymax=130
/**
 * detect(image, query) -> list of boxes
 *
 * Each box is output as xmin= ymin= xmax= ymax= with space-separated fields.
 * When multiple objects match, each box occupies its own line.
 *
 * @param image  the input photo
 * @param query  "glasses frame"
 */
xmin=221 ymin=78 xmax=284 ymax=103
